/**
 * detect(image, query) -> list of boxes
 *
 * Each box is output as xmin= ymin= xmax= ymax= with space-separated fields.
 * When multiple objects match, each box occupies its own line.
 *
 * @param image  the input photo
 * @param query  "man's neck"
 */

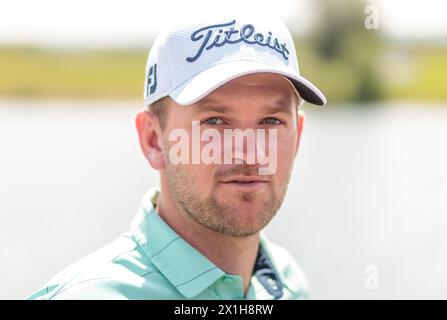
xmin=155 ymin=186 xmax=260 ymax=295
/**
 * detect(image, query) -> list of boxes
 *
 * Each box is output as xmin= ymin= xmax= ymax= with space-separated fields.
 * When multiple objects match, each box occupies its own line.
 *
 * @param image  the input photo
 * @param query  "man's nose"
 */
xmin=222 ymin=128 xmax=271 ymax=166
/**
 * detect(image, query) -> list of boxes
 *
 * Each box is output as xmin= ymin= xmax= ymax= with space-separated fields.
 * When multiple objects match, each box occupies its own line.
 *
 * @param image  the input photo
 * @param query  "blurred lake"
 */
xmin=0 ymin=100 xmax=446 ymax=299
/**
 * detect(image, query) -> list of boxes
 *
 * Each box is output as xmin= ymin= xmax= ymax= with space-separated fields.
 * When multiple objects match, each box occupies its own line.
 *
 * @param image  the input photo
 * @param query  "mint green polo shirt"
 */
xmin=26 ymin=187 xmax=309 ymax=300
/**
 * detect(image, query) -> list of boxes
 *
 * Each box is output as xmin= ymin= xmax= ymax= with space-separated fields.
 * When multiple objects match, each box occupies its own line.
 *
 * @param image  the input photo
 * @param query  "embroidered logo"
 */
xmin=186 ymin=20 xmax=289 ymax=63
xmin=146 ymin=63 xmax=158 ymax=97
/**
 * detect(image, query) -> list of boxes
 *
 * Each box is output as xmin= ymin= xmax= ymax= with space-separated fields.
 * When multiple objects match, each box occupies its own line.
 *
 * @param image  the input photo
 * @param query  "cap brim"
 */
xmin=169 ymin=60 xmax=327 ymax=106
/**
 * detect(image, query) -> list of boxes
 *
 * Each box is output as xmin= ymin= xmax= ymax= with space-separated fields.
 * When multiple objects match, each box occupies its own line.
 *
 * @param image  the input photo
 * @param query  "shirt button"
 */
xmin=223 ymin=277 xmax=234 ymax=284
xmin=267 ymin=278 xmax=278 ymax=289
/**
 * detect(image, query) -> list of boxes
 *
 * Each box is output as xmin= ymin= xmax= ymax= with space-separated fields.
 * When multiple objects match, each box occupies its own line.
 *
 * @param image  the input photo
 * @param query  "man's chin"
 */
xmin=210 ymin=221 xmax=265 ymax=238
xmin=217 ymin=199 xmax=267 ymax=216
xmin=216 ymin=203 xmax=276 ymax=234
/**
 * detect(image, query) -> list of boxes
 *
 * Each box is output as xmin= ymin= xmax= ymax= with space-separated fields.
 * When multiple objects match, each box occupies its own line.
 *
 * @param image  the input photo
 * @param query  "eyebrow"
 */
xmin=193 ymin=97 xmax=294 ymax=116
xmin=266 ymin=100 xmax=294 ymax=115
xmin=192 ymin=104 xmax=229 ymax=114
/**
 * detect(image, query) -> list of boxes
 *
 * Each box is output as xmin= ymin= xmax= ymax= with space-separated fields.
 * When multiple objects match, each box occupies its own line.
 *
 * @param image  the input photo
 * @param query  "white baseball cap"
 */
xmin=144 ymin=13 xmax=327 ymax=107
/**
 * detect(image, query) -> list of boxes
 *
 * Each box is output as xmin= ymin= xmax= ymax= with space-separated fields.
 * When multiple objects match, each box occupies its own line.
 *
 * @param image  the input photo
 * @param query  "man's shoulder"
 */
xmin=26 ymin=233 xmax=173 ymax=300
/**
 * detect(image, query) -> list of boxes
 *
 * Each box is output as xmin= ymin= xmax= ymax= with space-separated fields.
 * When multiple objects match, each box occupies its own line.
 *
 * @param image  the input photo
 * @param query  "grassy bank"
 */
xmin=0 ymin=45 xmax=446 ymax=103
xmin=0 ymin=47 xmax=146 ymax=100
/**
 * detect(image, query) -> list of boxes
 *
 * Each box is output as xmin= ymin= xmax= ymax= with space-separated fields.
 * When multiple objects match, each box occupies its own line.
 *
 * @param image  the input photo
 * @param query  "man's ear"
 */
xmin=135 ymin=110 xmax=166 ymax=170
xmin=294 ymin=109 xmax=305 ymax=158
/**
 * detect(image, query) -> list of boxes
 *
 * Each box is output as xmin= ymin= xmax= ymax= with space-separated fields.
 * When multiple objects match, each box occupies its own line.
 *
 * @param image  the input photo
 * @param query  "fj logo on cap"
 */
xmin=186 ymin=20 xmax=290 ymax=63
xmin=146 ymin=63 xmax=158 ymax=97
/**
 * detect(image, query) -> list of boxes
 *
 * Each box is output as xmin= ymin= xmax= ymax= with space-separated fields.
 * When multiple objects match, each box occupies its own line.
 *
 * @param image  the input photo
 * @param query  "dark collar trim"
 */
xmin=253 ymin=244 xmax=284 ymax=299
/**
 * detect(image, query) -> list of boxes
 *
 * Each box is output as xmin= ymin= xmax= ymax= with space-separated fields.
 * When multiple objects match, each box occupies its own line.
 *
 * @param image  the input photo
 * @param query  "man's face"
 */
xmin=157 ymin=73 xmax=303 ymax=237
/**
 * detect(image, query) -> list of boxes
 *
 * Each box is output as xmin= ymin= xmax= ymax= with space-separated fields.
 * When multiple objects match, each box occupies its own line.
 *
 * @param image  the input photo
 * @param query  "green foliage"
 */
xmin=305 ymin=0 xmax=385 ymax=103
xmin=0 ymin=47 xmax=146 ymax=99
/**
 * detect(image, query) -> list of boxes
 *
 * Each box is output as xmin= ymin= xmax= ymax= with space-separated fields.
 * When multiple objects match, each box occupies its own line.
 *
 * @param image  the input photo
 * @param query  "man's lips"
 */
xmin=219 ymin=176 xmax=270 ymax=192
xmin=219 ymin=175 xmax=270 ymax=183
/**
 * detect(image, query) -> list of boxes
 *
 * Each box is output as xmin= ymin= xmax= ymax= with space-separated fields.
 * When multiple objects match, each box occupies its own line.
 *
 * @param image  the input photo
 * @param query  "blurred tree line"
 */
xmin=297 ymin=0 xmax=384 ymax=104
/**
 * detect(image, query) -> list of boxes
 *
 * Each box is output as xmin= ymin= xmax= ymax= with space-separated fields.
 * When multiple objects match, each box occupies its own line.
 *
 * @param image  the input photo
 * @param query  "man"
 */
xmin=27 ymin=12 xmax=326 ymax=300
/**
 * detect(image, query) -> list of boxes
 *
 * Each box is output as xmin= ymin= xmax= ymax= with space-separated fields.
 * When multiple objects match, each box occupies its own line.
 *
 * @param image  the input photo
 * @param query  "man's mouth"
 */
xmin=220 ymin=176 xmax=269 ymax=183
xmin=219 ymin=176 xmax=269 ymax=191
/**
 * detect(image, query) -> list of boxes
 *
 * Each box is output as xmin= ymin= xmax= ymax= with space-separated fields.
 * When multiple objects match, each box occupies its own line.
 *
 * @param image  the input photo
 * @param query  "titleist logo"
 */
xmin=186 ymin=20 xmax=290 ymax=62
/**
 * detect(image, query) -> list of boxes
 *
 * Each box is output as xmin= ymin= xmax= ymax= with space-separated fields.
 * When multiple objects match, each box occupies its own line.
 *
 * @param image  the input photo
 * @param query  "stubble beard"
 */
xmin=164 ymin=159 xmax=293 ymax=238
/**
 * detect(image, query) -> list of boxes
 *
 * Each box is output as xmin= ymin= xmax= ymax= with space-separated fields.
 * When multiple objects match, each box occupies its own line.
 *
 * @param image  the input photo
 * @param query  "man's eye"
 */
xmin=261 ymin=117 xmax=282 ymax=125
xmin=202 ymin=117 xmax=224 ymax=125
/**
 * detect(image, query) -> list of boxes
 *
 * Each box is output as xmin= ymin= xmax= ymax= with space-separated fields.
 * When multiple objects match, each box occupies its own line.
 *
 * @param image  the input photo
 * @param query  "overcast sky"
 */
xmin=0 ymin=0 xmax=446 ymax=47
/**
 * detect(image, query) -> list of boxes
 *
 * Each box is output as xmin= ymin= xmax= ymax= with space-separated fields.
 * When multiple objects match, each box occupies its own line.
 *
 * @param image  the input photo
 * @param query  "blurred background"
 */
xmin=0 ymin=0 xmax=446 ymax=299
